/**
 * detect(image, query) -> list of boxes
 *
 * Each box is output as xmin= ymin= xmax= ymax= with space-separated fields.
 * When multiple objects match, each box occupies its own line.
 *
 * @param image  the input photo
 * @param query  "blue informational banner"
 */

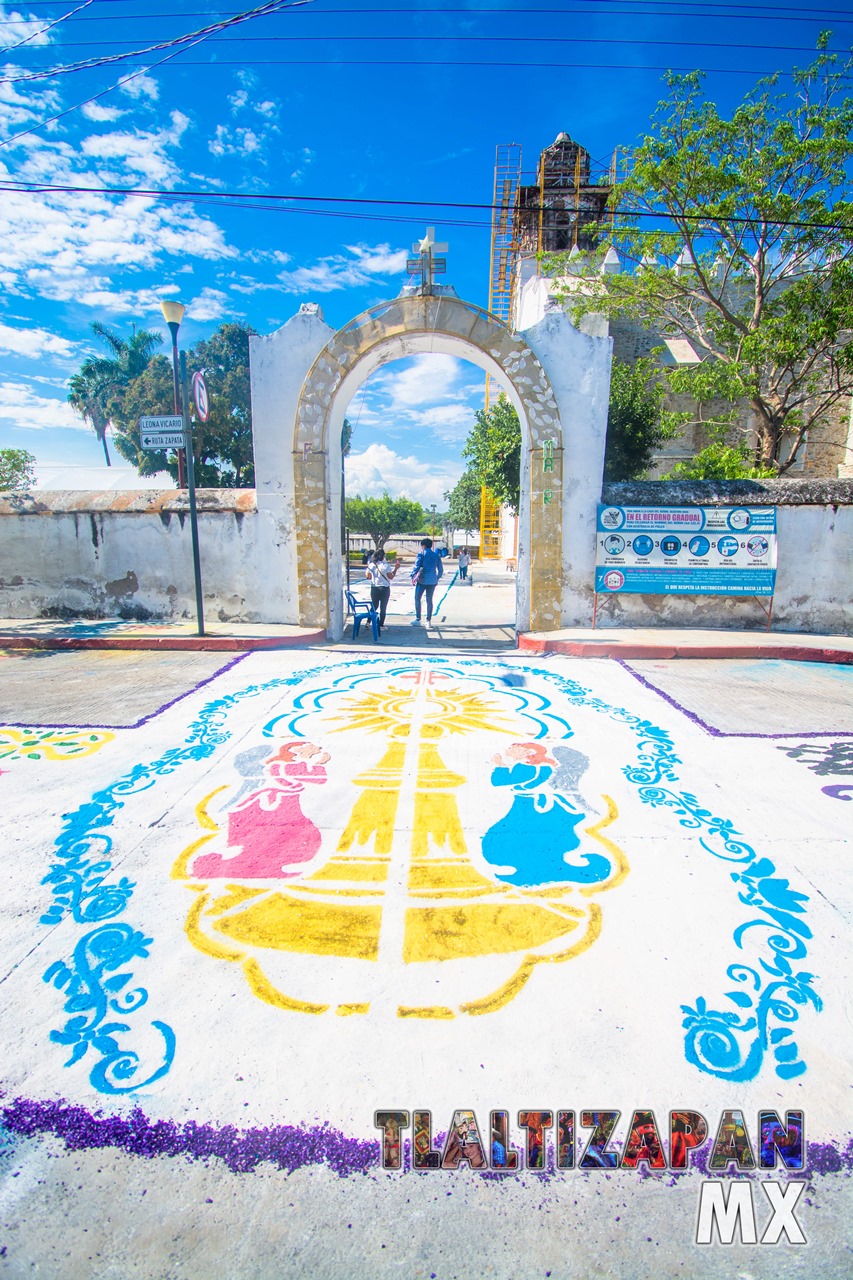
xmin=594 ymin=504 xmax=777 ymax=596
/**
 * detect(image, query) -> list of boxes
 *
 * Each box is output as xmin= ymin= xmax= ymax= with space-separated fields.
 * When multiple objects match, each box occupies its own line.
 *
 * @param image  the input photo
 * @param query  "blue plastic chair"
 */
xmin=345 ymin=590 xmax=380 ymax=642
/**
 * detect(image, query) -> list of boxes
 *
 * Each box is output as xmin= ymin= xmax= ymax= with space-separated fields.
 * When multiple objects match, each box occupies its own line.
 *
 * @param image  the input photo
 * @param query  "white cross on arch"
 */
xmin=410 ymin=226 xmax=449 ymax=291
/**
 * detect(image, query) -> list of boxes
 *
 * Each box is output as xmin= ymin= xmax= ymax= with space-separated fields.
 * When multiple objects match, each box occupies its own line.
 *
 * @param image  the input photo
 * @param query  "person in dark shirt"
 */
xmin=410 ymin=538 xmax=444 ymax=626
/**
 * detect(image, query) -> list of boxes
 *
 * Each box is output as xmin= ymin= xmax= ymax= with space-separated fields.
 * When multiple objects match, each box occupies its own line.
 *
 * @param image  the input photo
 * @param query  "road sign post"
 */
xmin=183 ymin=419 xmax=205 ymax=638
xmin=138 ymin=409 xmax=205 ymax=637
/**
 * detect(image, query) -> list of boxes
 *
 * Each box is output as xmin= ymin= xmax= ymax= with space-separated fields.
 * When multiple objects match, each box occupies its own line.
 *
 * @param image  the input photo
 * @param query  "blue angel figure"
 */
xmin=481 ymin=742 xmax=611 ymax=888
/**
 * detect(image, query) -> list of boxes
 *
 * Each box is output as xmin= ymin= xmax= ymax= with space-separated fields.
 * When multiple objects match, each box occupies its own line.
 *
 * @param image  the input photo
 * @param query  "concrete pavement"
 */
xmin=1 ymin=569 xmax=852 ymax=1278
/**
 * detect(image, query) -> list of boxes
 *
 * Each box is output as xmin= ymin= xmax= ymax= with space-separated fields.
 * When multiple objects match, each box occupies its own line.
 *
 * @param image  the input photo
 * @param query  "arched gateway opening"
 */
xmin=292 ymin=294 xmax=564 ymax=639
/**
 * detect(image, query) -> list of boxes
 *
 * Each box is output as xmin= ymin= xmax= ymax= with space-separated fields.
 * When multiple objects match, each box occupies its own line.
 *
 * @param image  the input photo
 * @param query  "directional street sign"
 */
xmin=139 ymin=415 xmax=186 ymax=450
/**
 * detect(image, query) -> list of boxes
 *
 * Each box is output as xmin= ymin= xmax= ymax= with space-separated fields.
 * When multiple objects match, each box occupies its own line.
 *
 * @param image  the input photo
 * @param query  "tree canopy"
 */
xmin=344 ymin=493 xmax=426 ymax=550
xmin=662 ymin=438 xmax=776 ymax=481
xmin=549 ymin=40 xmax=853 ymax=474
xmin=604 ymin=358 xmax=679 ymax=480
xmin=105 ymin=322 xmax=257 ymax=487
xmin=444 ymin=468 xmax=482 ymax=533
xmin=0 ymin=448 xmax=36 ymax=490
xmin=461 ymin=394 xmax=522 ymax=513
xmin=457 ymin=364 xmax=675 ymax=496
xmin=68 ymin=322 xmax=162 ymax=465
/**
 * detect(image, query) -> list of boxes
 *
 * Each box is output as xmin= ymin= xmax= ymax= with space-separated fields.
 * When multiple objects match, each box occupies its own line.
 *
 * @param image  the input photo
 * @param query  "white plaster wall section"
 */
xmin=516 ymin=272 xmax=551 ymax=331
xmin=0 ymin=507 xmax=265 ymax=621
xmin=769 ymin=504 xmax=853 ymax=631
xmin=520 ymin=306 xmax=613 ymax=626
xmin=250 ymin=305 xmax=335 ymax=622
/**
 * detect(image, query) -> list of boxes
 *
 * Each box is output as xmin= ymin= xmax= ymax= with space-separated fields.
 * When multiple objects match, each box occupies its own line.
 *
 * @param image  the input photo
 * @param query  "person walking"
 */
xmin=410 ymin=537 xmax=443 ymax=626
xmin=365 ymin=549 xmax=398 ymax=631
xmin=457 ymin=548 xmax=471 ymax=580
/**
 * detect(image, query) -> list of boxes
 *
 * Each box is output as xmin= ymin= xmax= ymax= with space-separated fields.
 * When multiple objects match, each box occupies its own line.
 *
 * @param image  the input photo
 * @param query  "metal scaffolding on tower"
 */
xmin=485 ymin=143 xmax=523 ymax=414
xmin=488 ymin=142 xmax=523 ymax=327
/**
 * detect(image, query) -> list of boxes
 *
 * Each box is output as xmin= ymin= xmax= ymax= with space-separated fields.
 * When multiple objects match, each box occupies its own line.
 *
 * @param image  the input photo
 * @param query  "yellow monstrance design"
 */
xmin=175 ymin=669 xmax=628 ymax=1017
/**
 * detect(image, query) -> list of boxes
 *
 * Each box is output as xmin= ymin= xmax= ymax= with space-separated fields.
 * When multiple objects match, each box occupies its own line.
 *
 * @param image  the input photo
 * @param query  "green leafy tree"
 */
xmin=604 ymin=358 xmax=679 ymax=480
xmin=459 ymin=367 xmax=674 ymax=497
xmin=549 ymin=40 xmax=853 ymax=473
xmin=68 ymin=321 xmax=162 ymax=465
xmin=662 ymin=437 xmax=776 ymax=480
xmin=444 ymin=469 xmax=482 ymax=533
xmin=344 ymin=493 xmax=426 ymax=551
xmin=0 ymin=447 xmax=36 ymax=490
xmin=462 ymin=394 xmax=521 ymax=512
xmin=110 ymin=322 xmax=258 ymax=487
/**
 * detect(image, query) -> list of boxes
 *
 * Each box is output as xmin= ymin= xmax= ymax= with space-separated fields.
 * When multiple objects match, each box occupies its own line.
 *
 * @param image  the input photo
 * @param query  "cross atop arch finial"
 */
xmin=407 ymin=226 xmax=449 ymax=294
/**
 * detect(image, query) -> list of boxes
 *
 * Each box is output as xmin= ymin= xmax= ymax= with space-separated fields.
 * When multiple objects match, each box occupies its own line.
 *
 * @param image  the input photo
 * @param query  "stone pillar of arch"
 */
xmin=249 ymin=292 xmax=612 ymax=637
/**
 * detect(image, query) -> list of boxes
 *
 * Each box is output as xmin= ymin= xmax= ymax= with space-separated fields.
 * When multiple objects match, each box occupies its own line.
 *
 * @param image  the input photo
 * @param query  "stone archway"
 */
xmin=291 ymin=293 xmax=564 ymax=637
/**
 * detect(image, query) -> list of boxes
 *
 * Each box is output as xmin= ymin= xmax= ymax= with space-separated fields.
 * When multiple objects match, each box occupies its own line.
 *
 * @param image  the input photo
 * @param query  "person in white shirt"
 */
xmin=365 ymin=549 xmax=399 ymax=630
xmin=457 ymin=548 xmax=471 ymax=580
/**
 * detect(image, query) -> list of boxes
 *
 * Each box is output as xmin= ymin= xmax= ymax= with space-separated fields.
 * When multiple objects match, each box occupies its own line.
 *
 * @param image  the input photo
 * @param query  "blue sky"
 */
xmin=0 ymin=0 xmax=846 ymax=502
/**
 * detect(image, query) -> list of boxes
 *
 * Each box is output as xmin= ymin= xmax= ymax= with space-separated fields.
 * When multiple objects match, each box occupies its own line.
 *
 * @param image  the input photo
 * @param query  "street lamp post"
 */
xmin=431 ymin=503 xmax=437 ymax=540
xmin=161 ymin=300 xmax=187 ymax=488
xmin=160 ymin=299 xmax=205 ymax=637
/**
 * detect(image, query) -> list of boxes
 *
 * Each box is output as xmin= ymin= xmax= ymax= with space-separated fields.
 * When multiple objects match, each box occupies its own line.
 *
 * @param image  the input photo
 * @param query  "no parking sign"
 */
xmin=192 ymin=371 xmax=209 ymax=422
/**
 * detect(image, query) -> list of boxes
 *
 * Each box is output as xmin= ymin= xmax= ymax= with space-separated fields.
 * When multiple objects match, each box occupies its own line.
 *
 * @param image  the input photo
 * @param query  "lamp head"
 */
xmin=160 ymin=299 xmax=186 ymax=335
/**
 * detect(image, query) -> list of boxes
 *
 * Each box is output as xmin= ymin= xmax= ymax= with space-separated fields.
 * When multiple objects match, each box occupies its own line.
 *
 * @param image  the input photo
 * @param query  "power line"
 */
xmin=0 ymin=0 xmax=314 ymax=147
xmin=5 ymin=59 xmax=848 ymax=83
xmin=0 ymin=0 xmax=94 ymax=55
xmin=8 ymin=34 xmax=848 ymax=56
xmin=2 ymin=178 xmax=851 ymax=232
xmin=1 ymin=0 xmax=315 ymax=84
xmin=6 ymin=1 xmax=853 ymax=13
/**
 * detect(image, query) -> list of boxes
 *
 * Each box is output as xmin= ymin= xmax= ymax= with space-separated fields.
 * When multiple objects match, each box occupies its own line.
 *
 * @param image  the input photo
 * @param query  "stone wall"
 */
xmin=595 ymin=479 xmax=853 ymax=634
xmin=0 ymin=490 xmax=280 ymax=622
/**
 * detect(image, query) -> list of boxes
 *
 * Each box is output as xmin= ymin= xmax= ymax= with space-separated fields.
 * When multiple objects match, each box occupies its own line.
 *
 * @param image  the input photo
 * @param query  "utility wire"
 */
xmin=0 ymin=0 xmax=95 ymax=55
xmin=2 ymin=178 xmax=851 ymax=232
xmin=0 ymin=0 xmax=314 ymax=148
xmin=6 ymin=1 xmax=853 ymax=14
xmin=0 ymin=0 xmax=315 ymax=83
xmin=8 ymin=33 xmax=848 ymax=58
xmin=5 ymin=58 xmax=848 ymax=80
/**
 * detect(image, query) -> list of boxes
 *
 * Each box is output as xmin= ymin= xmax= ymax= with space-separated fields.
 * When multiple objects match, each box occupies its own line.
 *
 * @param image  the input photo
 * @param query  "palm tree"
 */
xmin=68 ymin=367 xmax=113 ymax=465
xmin=68 ymin=322 xmax=162 ymax=465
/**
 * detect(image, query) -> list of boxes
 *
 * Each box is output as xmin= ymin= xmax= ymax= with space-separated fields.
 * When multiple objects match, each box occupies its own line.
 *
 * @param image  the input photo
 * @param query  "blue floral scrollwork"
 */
xmin=43 ymin=923 xmax=175 ymax=1094
xmin=636 ymin=786 xmax=821 ymax=1081
xmin=38 ymin=659 xmax=372 ymax=1092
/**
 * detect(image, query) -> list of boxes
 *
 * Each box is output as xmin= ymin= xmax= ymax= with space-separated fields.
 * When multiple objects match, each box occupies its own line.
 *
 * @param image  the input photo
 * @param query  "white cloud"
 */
xmin=72 ymin=283 xmax=180 ymax=316
xmin=0 ymin=321 xmax=74 ymax=358
xmin=186 ymin=286 xmax=231 ymax=322
xmin=0 ymin=9 xmax=53 ymax=47
xmin=81 ymin=102 xmax=126 ymax=123
xmin=80 ymin=110 xmax=189 ymax=185
xmin=355 ymin=355 xmax=484 ymax=443
xmin=277 ymin=242 xmax=408 ymax=294
xmin=379 ymin=354 xmax=467 ymax=407
xmin=0 ymin=183 xmax=235 ymax=304
xmin=0 ymin=74 xmax=60 ymax=134
xmin=119 ymin=71 xmax=159 ymax=101
xmin=0 ymin=380 xmax=83 ymax=431
xmin=345 ymin=443 xmax=462 ymax=508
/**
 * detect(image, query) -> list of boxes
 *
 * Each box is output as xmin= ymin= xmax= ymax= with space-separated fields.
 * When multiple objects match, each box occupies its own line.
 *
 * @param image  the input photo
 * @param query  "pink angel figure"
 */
xmin=192 ymin=740 xmax=330 ymax=880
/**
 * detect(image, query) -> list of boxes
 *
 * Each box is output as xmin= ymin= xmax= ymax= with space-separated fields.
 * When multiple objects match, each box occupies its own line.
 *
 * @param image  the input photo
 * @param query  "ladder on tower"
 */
xmin=485 ymin=143 xmax=522 ymax=409
xmin=479 ymin=486 xmax=502 ymax=561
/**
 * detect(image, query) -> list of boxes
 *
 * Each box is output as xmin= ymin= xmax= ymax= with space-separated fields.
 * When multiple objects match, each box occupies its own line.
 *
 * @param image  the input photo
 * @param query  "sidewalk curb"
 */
xmin=517 ymin=636 xmax=853 ymax=664
xmin=0 ymin=631 xmax=326 ymax=653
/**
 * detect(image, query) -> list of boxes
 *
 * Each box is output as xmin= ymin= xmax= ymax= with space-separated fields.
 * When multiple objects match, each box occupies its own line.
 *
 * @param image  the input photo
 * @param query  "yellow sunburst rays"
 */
xmin=325 ymin=682 xmax=515 ymax=741
xmin=320 ymin=672 xmax=520 ymax=1013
